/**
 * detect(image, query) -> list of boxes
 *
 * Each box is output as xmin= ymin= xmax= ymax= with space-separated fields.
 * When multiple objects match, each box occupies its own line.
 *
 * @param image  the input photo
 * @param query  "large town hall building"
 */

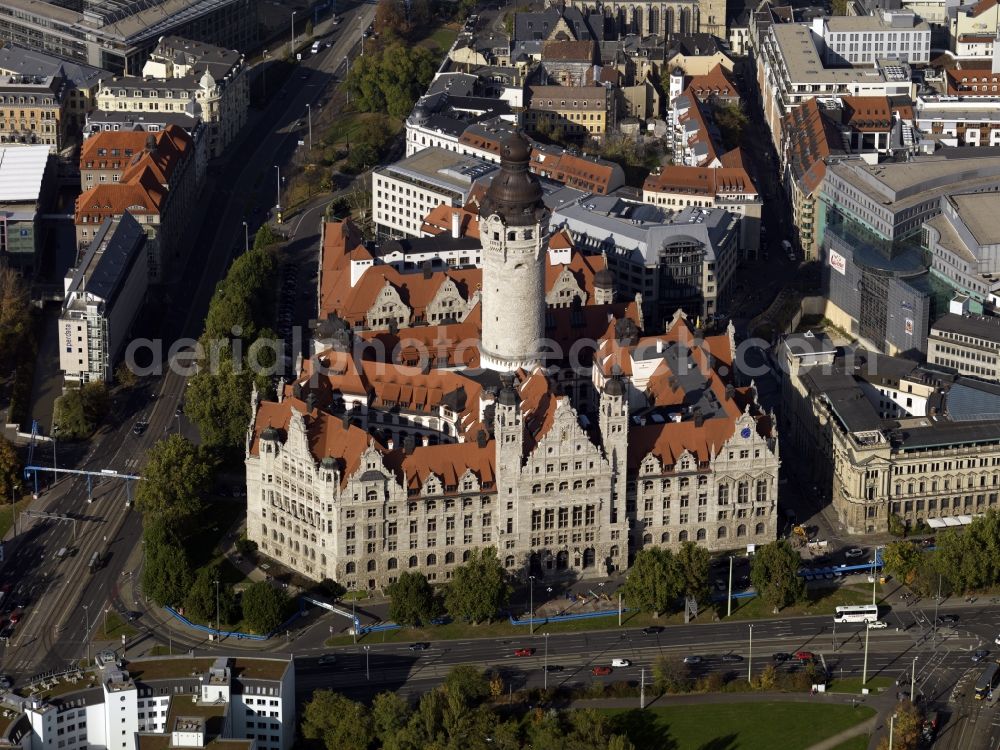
xmin=245 ymin=132 xmax=780 ymax=590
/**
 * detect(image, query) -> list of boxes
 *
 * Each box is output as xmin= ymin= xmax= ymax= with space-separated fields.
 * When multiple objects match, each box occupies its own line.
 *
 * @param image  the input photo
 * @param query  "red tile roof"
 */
xmin=946 ymin=66 xmax=1000 ymax=95
xmin=644 ymin=163 xmax=758 ymax=197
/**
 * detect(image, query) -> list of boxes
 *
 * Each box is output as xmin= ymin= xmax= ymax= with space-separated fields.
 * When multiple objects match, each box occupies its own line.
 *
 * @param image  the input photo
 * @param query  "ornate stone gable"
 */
xmin=366 ymin=281 xmax=411 ymax=329
xmin=546 ymin=266 xmax=588 ymax=308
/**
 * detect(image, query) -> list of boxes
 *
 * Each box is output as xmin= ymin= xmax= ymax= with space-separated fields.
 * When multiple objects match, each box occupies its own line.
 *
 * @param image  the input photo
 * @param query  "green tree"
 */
xmin=442 ymin=665 xmax=488 ymax=706
xmin=345 ymin=43 xmax=436 ymax=119
xmin=388 ymin=570 xmax=441 ymax=626
xmin=622 ymin=547 xmax=681 ymax=615
xmin=54 ymin=382 xmax=109 ymax=439
xmin=0 ymin=264 xmax=30 ymax=372
xmin=253 ymin=224 xmax=279 ymax=251
xmin=831 ymin=0 xmax=850 ymax=14
xmin=882 ymin=541 xmax=922 ymax=585
xmin=241 ymin=581 xmax=289 ymax=634
xmin=318 ymin=578 xmax=347 ymax=600
xmin=302 ymin=691 xmax=373 ymax=750
xmin=750 ymin=540 xmax=806 ymax=612
xmin=888 ymin=512 xmax=907 ymax=537
xmin=0 ymin=436 xmax=21 ymax=500
xmin=371 ymin=691 xmax=411 ymax=746
xmin=874 ymin=700 xmax=923 ymax=750
xmin=183 ymin=564 xmax=237 ymax=626
xmin=141 ymin=531 xmax=193 ymax=606
xmin=374 ymin=0 xmax=412 ymax=39
xmin=933 ymin=511 xmax=1000 ymax=593
xmin=714 ymin=102 xmax=749 ymax=151
xmin=652 ymin=655 xmax=691 ymax=693
xmin=675 ymin=541 xmax=711 ymax=604
xmin=444 ymin=547 xmax=512 ymax=624
xmin=134 ymin=435 xmax=211 ymax=530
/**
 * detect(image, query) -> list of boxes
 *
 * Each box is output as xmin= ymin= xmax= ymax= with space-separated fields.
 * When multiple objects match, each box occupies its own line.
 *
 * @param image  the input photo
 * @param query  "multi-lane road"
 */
xmin=0 ymin=2 xmax=377 ymax=681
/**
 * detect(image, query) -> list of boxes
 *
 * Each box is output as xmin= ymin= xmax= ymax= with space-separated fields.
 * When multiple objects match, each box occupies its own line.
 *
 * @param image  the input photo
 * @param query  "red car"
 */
xmin=591 ymin=666 xmax=613 ymax=676
xmin=795 ymin=651 xmax=815 ymax=663
xmin=8 ymin=610 xmax=21 ymax=625
xmin=514 ymin=648 xmax=535 ymax=657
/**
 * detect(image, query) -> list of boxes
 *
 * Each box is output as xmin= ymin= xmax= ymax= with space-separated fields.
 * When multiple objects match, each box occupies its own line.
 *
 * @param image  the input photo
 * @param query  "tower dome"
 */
xmin=479 ymin=130 xmax=544 ymax=226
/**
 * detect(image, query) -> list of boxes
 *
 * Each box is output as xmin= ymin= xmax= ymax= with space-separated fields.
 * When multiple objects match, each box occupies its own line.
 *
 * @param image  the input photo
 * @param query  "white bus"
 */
xmin=833 ymin=604 xmax=879 ymax=624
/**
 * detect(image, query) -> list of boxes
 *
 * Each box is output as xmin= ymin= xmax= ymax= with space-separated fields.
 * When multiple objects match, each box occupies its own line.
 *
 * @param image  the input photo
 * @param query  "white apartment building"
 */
xmin=0 ymin=655 xmax=295 ymax=750
xmin=928 ymin=312 xmax=1000 ymax=380
xmin=950 ymin=0 xmax=1000 ymax=59
xmin=372 ymin=147 xmax=498 ymax=239
xmin=758 ymin=22 xmax=916 ymax=149
xmin=59 ymin=214 xmax=148 ymax=385
xmin=813 ymin=10 xmax=932 ymax=67
xmin=915 ymin=95 xmax=1000 ymax=147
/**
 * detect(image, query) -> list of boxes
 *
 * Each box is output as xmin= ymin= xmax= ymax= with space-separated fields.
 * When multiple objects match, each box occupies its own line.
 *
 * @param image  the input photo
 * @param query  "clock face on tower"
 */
xmin=740 ymin=427 xmax=752 ymax=439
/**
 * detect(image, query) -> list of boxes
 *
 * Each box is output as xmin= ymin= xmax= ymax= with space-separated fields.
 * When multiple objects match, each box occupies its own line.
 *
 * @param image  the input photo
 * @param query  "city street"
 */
xmin=0 ymin=1 xmax=377 ymax=681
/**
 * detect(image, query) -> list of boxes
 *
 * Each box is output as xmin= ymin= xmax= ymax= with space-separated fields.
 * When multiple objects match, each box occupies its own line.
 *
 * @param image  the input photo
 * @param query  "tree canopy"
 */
xmin=932 ymin=510 xmax=1000 ymax=592
xmin=622 ymin=547 xmax=681 ymax=615
xmin=241 ymin=581 xmax=289 ymax=634
xmin=345 ymin=43 xmax=437 ymax=119
xmin=882 ymin=541 xmax=923 ymax=585
xmin=0 ymin=436 xmax=21 ymax=500
xmin=54 ymin=382 xmax=109 ymax=439
xmin=444 ymin=547 xmax=512 ymax=624
xmin=302 ymin=690 xmax=373 ymax=750
xmin=749 ymin=540 xmax=806 ymax=612
xmin=134 ymin=435 xmax=212 ymax=530
xmin=387 ymin=571 xmax=442 ymax=626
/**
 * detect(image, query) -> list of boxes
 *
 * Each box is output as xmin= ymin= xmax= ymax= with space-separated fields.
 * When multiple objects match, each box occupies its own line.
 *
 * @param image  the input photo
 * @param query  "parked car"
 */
xmin=611 ymin=658 xmax=631 ymax=667
xmin=514 ymin=648 xmax=535 ymax=657
xmin=867 ymin=620 xmax=888 ymax=629
xmin=795 ymin=651 xmax=815 ymax=663
xmin=845 ymin=548 xmax=866 ymax=559
xmin=591 ymin=666 xmax=612 ymax=676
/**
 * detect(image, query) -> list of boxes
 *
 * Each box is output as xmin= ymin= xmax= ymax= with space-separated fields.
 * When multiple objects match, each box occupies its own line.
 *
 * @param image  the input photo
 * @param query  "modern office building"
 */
xmin=820 ymin=153 xmax=1000 ymax=355
xmin=0 ymin=0 xmax=257 ymax=76
xmin=552 ymin=195 xmax=741 ymax=324
xmin=0 ymin=655 xmax=295 ymax=750
xmin=914 ymin=95 xmax=1000 ymax=147
xmin=0 ymin=143 xmax=54 ymax=271
xmin=59 ymin=213 xmax=148 ymax=385
xmin=811 ymin=10 xmax=931 ymax=66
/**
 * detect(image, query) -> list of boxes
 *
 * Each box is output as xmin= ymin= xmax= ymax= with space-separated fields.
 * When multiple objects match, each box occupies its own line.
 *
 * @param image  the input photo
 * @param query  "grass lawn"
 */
xmin=605 ymin=702 xmax=875 ymax=750
xmin=96 ymin=610 xmax=137 ymax=641
xmin=722 ymin=584 xmax=876 ymax=621
xmin=826 ymin=737 xmax=871 ymax=750
xmin=826 ymin=676 xmax=893 ymax=694
xmin=418 ymin=26 xmax=458 ymax=53
xmin=323 ymin=112 xmax=402 ymax=148
xmin=0 ymin=493 xmax=34 ymax=539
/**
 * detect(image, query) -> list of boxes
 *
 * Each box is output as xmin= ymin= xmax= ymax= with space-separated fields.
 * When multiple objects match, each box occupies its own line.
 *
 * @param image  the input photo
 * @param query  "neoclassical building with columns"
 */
xmin=245 ymin=133 xmax=778 ymax=590
xmin=560 ymin=0 xmax=727 ymax=39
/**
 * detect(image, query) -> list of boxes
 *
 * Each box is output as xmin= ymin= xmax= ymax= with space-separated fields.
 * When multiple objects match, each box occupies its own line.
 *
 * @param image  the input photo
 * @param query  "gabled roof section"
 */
xmin=687 ymin=63 xmax=738 ymax=101
xmin=644 ymin=163 xmax=758 ymax=197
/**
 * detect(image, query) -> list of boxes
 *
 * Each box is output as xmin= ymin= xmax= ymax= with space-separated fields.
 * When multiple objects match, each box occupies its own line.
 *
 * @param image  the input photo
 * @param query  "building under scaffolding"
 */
xmin=0 ymin=0 xmax=257 ymax=75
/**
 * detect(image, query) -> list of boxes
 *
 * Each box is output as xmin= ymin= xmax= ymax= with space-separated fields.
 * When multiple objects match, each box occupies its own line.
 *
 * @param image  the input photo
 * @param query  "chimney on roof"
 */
xmin=476 ymin=429 xmax=488 ymax=448
xmin=422 ymin=434 xmax=430 ymax=447
xmin=387 ymin=438 xmax=395 ymax=450
xmin=341 ymin=413 xmax=351 ymax=429
xmin=306 ymin=393 xmax=316 ymax=413
xmin=451 ymin=210 xmax=461 ymax=239
xmin=422 ymin=260 xmax=433 ymax=279
xmin=693 ymin=407 xmax=704 ymax=427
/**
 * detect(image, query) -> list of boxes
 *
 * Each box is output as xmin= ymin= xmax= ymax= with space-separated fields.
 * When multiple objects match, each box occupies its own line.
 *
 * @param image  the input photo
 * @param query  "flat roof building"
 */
xmin=928 ymin=311 xmax=1000 ymax=380
xmin=0 ymin=143 xmax=54 ymax=271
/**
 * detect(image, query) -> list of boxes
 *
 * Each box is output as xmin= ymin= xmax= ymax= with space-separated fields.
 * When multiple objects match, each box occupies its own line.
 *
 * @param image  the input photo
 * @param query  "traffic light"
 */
xmin=276 ymin=211 xmax=283 ymax=224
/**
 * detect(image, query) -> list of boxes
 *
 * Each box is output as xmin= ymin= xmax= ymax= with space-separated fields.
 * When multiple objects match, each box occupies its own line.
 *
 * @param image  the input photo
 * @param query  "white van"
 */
xmin=311 ymin=40 xmax=321 ymax=54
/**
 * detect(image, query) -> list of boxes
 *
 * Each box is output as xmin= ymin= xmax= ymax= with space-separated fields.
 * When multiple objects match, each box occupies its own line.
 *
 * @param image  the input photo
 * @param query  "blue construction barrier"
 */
xmin=164 ymin=606 xmax=279 ymax=641
xmin=509 ymin=607 xmax=625 ymax=627
xmin=359 ymin=622 xmax=401 ymax=634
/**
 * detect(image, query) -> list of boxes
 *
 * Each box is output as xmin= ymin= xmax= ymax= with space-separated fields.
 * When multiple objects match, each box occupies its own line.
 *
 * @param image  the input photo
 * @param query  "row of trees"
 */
xmin=137 ymin=434 xmax=289 ymax=633
xmin=882 ymin=509 xmax=1000 ymax=596
xmin=621 ymin=539 xmax=805 ymax=617
xmin=184 ymin=226 xmax=278 ymax=453
xmin=388 ymin=548 xmax=512 ymax=626
xmin=302 ymin=666 xmax=636 ymax=750
xmin=344 ymin=43 xmax=437 ymax=120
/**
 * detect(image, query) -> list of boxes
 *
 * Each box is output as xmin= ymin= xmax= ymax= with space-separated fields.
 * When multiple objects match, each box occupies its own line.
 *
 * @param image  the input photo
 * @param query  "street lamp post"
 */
xmin=364 ymin=645 xmax=370 ymax=680
xmin=933 ymin=573 xmax=942 ymax=642
xmin=52 ymin=425 xmax=58 ymax=487
xmin=862 ymin=624 xmax=870 ymax=685
xmin=748 ymin=624 xmax=753 ymax=684
xmin=262 ymin=50 xmax=268 ymax=99
xmin=911 ymin=657 xmax=917 ymax=701
xmin=306 ymin=104 xmax=312 ymax=150
xmin=727 ymin=555 xmax=734 ymax=617
xmin=543 ymin=632 xmax=549 ymax=690
xmin=83 ymin=604 xmax=90 ymax=665
xmin=275 ymin=165 xmax=282 ymax=213
xmin=10 ymin=482 xmax=19 ymax=537
xmin=214 ymin=579 xmax=220 ymax=638
xmin=290 ymin=10 xmax=297 ymax=56
xmin=528 ymin=575 xmax=535 ymax=634
xmin=871 ymin=547 xmax=880 ymax=605
xmin=889 ymin=713 xmax=896 ymax=750
xmin=243 ymin=221 xmax=249 ymax=254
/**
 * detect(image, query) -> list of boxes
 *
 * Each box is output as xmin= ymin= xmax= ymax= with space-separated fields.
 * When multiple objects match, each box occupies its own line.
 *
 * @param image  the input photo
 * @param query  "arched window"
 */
xmin=642 ymin=533 xmax=652 ymax=544
xmin=573 ymin=480 xmax=583 ymax=490
xmin=463 ymin=550 xmax=471 ymax=562
xmin=661 ymin=532 xmax=670 ymax=543
xmin=696 ymin=528 xmax=706 ymax=541
xmin=559 ymin=481 xmax=568 ymax=491
xmin=586 ymin=479 xmax=595 ymax=489
xmin=545 ymin=483 xmax=554 ymax=492
xmin=387 ymin=557 xmax=398 ymax=570
xmin=755 ymin=522 xmax=766 ymax=536
xmin=427 ymin=553 xmax=437 ymax=566
xmin=717 ymin=526 xmax=727 ymax=539
xmin=366 ymin=559 xmax=376 ymax=572
xmin=445 ymin=551 xmax=455 ymax=564
xmin=505 ymin=555 xmax=515 ymax=568
xmin=532 ymin=484 xmax=541 ymax=494
xmin=678 ymin=530 xmax=689 ymax=542
xmin=346 ymin=562 xmax=356 ymax=574
xmin=737 ymin=524 xmax=747 ymax=537
xmin=408 ymin=556 xmax=418 ymax=568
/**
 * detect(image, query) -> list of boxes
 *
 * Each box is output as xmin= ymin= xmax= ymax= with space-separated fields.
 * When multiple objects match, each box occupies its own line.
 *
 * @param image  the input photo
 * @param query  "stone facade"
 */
xmin=561 ymin=0 xmax=726 ymax=38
